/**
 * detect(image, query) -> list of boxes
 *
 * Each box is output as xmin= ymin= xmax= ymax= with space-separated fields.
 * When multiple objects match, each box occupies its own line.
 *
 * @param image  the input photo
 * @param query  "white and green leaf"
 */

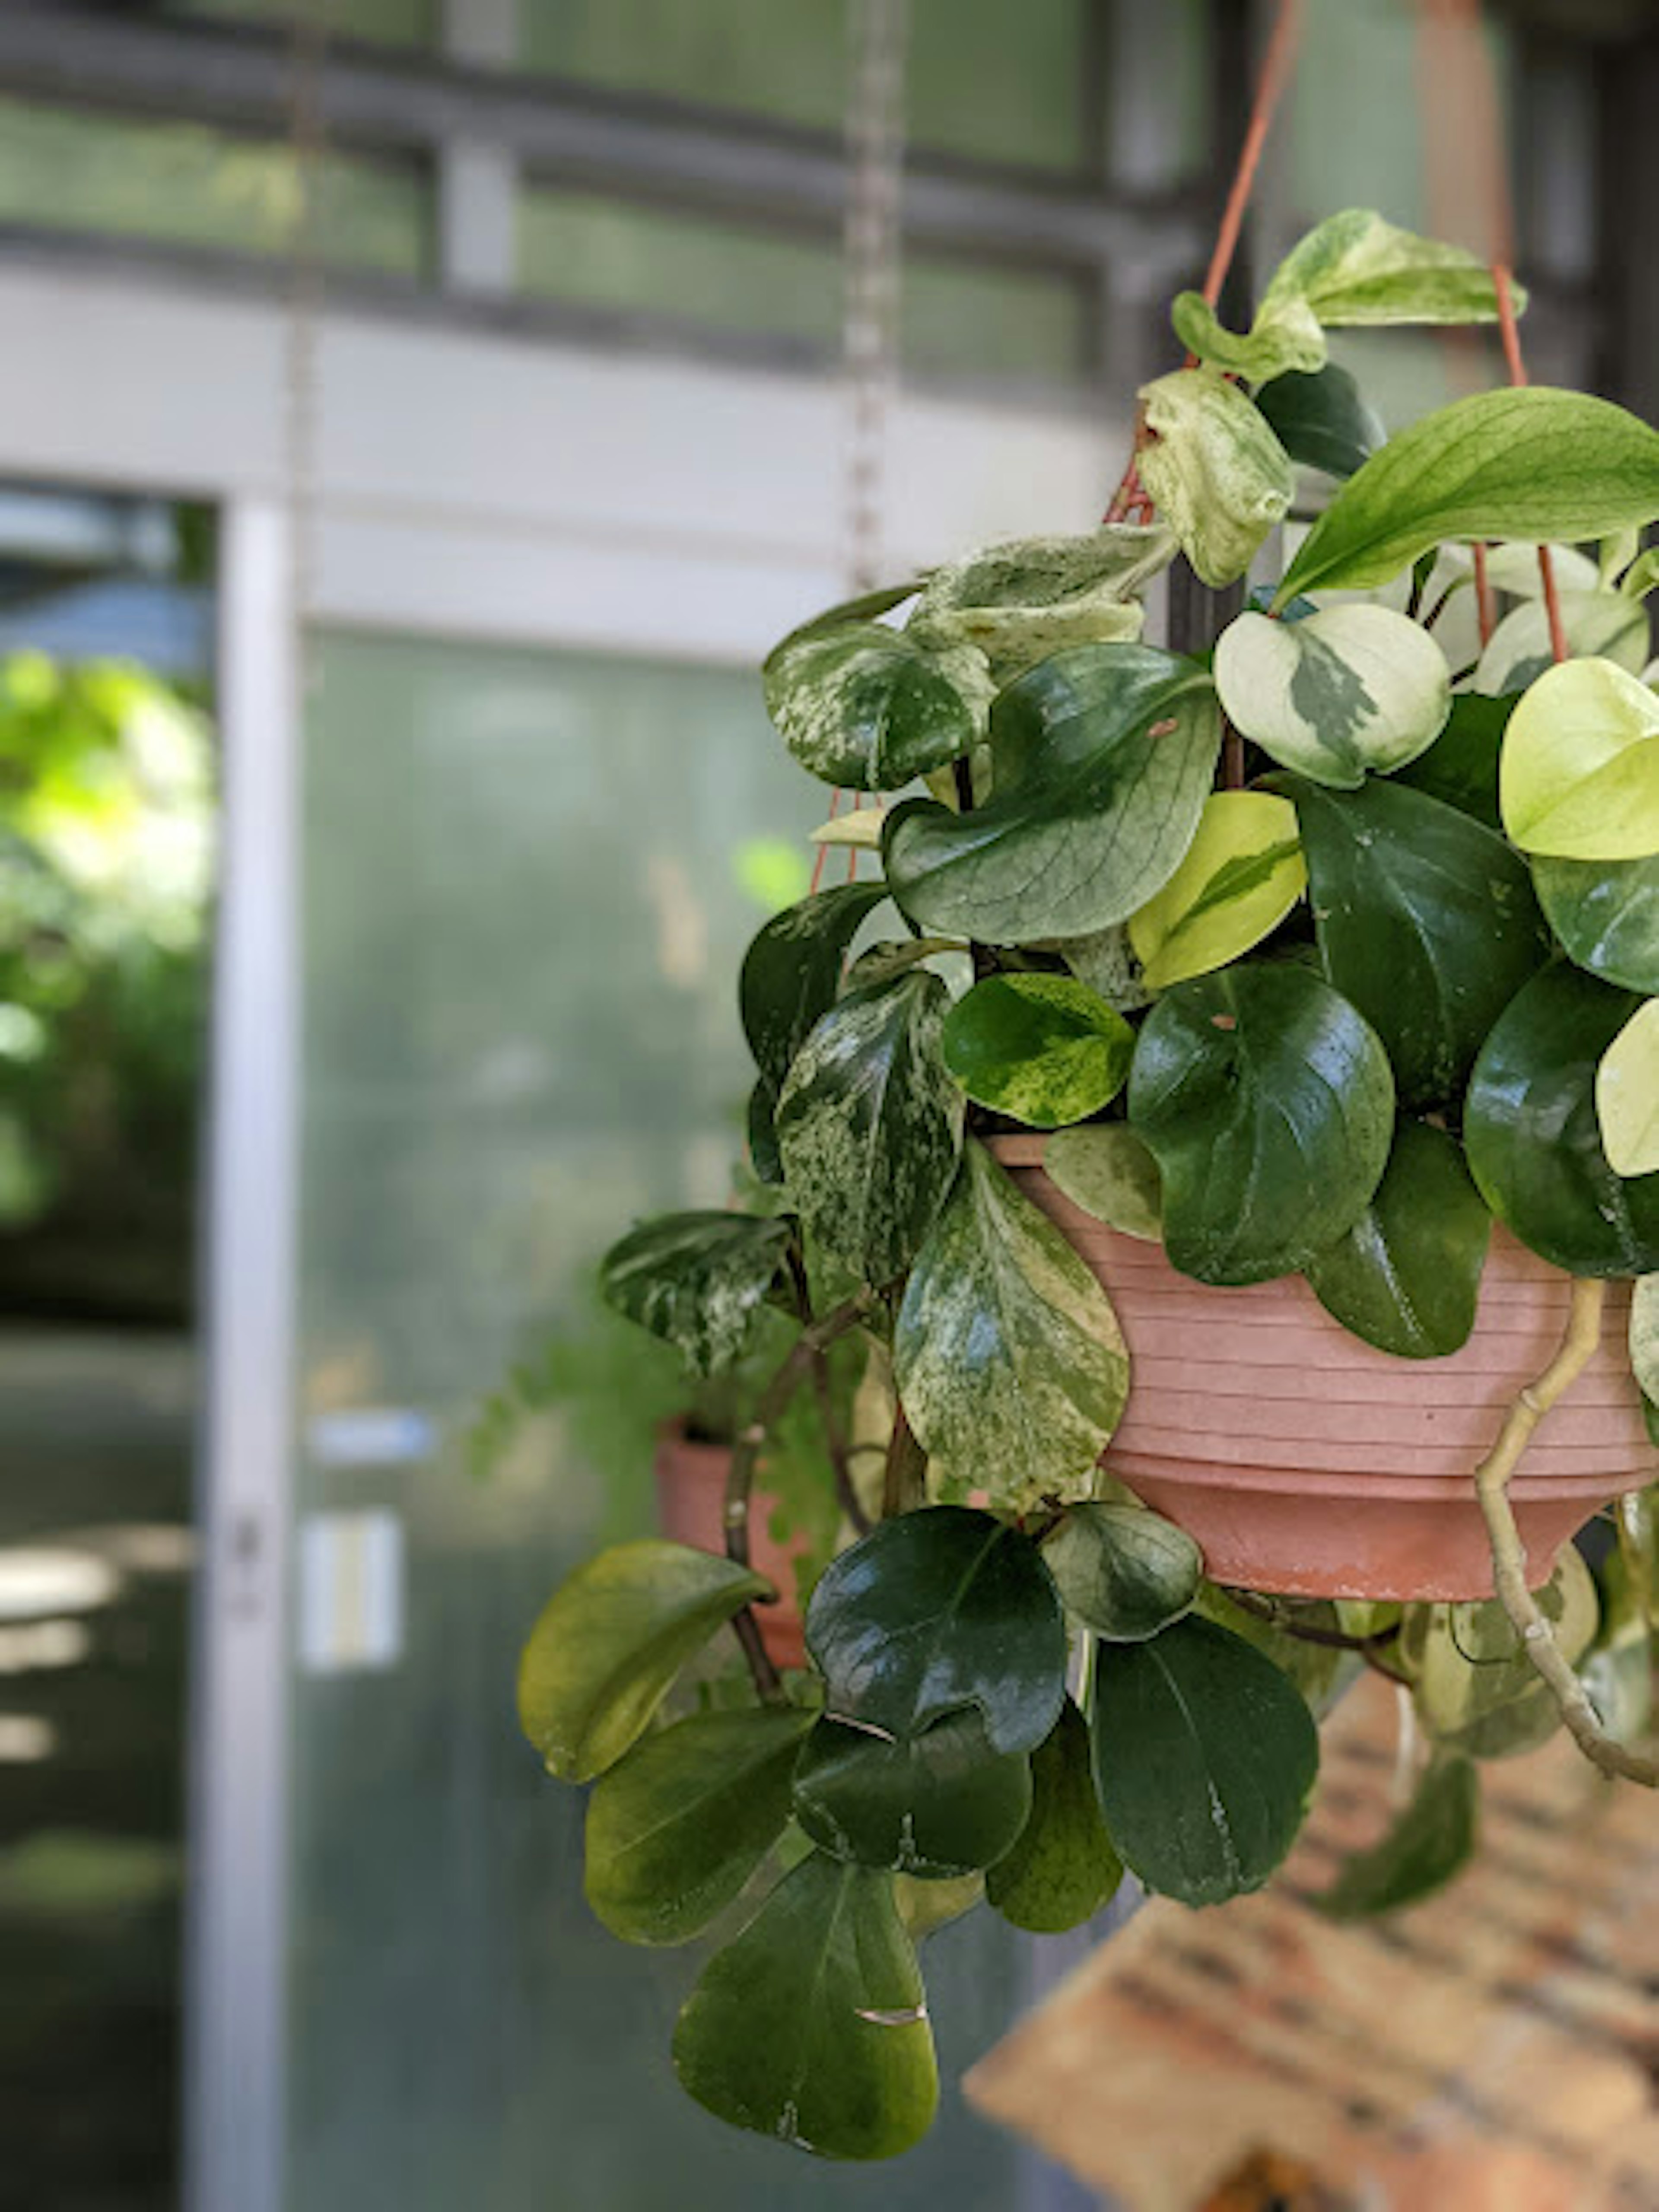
xmin=1473 ymin=585 xmax=1649 ymax=698
xmin=895 ymin=1142 xmax=1129 ymax=1513
xmin=763 ymin=605 xmax=992 ymax=790
xmin=1262 ymin=208 xmax=1518 ymax=330
xmin=1500 ymin=656 xmax=1659 ymax=860
xmin=940 ymin=972 xmax=1134 ymax=1128
xmin=1136 ymin=366 xmax=1294 ymax=589
xmin=906 ymin=525 xmax=1174 ymax=681
xmin=1214 ymin=604 xmax=1450 ymax=788
xmin=601 ymin=1210 xmax=793 ymax=1377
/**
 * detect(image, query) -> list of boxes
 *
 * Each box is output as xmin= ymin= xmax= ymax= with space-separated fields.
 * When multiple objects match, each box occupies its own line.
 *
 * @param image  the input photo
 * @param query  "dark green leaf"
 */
xmin=601 ymin=1210 xmax=791 ymax=1377
xmin=1393 ymin=691 xmax=1516 ymax=830
xmin=1314 ymin=1756 xmax=1479 ymax=1920
xmin=1305 ymin=1118 xmax=1492 ymax=1358
xmin=793 ymin=1709 xmax=1033 ymax=1876
xmin=1281 ymin=775 xmax=1552 ymax=1109
xmin=1254 ymin=360 xmax=1385 ymax=479
xmin=1465 ymin=963 xmax=1659 ymax=1275
xmin=585 ymin=1705 xmax=816 ymax=1944
xmin=1534 ymin=850 xmax=1659 ymax=994
xmin=673 ymin=1853 xmax=937 ymax=2160
xmin=1091 ymin=1615 xmax=1319 ymax=1906
xmin=940 ymin=973 xmax=1134 ymax=1129
xmin=881 ymin=644 xmax=1220 ymax=946
xmin=1041 ymin=1502 xmax=1202 ymax=1641
xmin=1276 ymin=388 xmax=1659 ymax=604
xmin=776 ymin=973 xmax=963 ymax=1286
xmin=1196 ymin=1586 xmax=1345 ymax=1709
xmin=987 ymin=1700 xmax=1122 ymax=1933
xmin=1128 ymin=964 xmax=1395 ymax=1285
xmin=895 ymin=1144 xmax=1130 ymax=1512
xmin=748 ymin=1077 xmax=784 ymax=1185
xmin=740 ymin=882 xmax=889 ymax=1092
xmin=764 ymin=612 xmax=989 ymax=789
xmin=518 ymin=1541 xmax=772 ymax=1783
xmin=804 ymin=1503 xmax=1067 ymax=1754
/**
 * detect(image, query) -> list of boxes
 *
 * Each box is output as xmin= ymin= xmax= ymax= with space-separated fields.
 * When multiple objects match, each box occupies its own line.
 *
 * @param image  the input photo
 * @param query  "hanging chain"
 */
xmin=283 ymin=5 xmax=329 ymax=696
xmin=841 ymin=0 xmax=910 ymax=596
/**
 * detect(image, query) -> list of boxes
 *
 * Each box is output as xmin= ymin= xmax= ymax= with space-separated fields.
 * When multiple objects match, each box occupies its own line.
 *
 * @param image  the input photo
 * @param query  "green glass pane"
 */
xmin=166 ymin=0 xmax=435 ymax=46
xmin=520 ymin=0 xmax=1090 ymax=173
xmin=0 ymin=100 xmax=428 ymax=276
xmin=518 ymin=190 xmax=1085 ymax=382
xmin=289 ymin=628 xmax=1044 ymax=2209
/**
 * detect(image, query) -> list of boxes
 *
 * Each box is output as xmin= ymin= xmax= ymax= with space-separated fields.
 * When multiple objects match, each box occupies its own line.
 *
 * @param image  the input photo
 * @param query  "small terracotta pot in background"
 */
xmin=990 ymin=1135 xmax=1657 ymax=1602
xmin=653 ymin=1420 xmax=808 ymax=1667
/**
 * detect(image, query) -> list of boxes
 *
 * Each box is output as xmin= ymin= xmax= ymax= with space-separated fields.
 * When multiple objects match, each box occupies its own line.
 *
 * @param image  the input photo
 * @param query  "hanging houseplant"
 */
xmin=514 ymin=202 xmax=1659 ymax=2164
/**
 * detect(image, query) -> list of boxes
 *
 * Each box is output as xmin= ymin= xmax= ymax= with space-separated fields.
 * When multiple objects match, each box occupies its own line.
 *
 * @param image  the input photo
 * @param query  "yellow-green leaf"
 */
xmin=1214 ymin=605 xmax=1450 ymax=788
xmin=1413 ymin=1549 xmax=1599 ymax=1761
xmin=518 ymin=1540 xmax=772 ymax=1783
xmin=1262 ymin=209 xmax=1517 ymax=330
xmin=1632 ymin=1274 xmax=1659 ymax=1402
xmin=1128 ymin=790 xmax=1306 ymax=988
xmin=1597 ymin=998 xmax=1659 ymax=1176
xmin=1043 ymin=1122 xmax=1163 ymax=1241
xmin=1136 ymin=367 xmax=1294 ymax=590
xmin=1501 ymin=656 xmax=1659 ymax=859
xmin=940 ymin=972 xmax=1134 ymax=1129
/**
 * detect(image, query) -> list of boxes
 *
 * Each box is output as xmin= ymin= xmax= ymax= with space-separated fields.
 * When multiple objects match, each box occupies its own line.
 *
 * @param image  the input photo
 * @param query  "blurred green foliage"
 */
xmin=0 ymin=651 xmax=213 ymax=1309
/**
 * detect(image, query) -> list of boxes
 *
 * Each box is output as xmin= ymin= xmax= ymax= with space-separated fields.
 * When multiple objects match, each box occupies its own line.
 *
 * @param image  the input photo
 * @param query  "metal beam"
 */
xmin=0 ymin=3 xmax=1205 ymax=275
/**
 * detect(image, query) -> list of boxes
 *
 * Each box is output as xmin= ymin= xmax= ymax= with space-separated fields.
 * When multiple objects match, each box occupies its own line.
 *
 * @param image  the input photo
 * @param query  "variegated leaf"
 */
xmin=907 ymin=526 xmax=1173 ymax=680
xmin=601 ymin=1210 xmax=792 ymax=1376
xmin=1136 ymin=367 xmax=1294 ymax=589
xmin=1214 ymin=604 xmax=1450 ymax=788
xmin=763 ymin=600 xmax=992 ymax=791
xmin=895 ymin=1141 xmax=1129 ymax=1513
xmin=940 ymin=973 xmax=1134 ymax=1128
xmin=1473 ymin=585 xmax=1649 ymax=698
xmin=1127 ymin=789 xmax=1306 ymax=989
xmin=776 ymin=972 xmax=962 ymax=1286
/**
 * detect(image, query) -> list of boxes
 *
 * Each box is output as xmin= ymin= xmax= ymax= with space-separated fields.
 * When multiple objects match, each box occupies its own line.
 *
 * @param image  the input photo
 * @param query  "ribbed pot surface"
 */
xmin=990 ymin=1135 xmax=1656 ymax=1599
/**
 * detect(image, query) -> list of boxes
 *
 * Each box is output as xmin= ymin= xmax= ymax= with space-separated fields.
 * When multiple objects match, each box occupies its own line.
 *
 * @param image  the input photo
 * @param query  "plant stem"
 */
xmin=880 ymin=1399 xmax=927 ymax=1519
xmin=810 ymin=1347 xmax=871 ymax=1537
xmin=723 ymin=1290 xmax=872 ymax=1701
xmin=1225 ymin=1587 xmax=1402 ymax=1658
xmin=1473 ymin=1276 xmax=1659 ymax=1787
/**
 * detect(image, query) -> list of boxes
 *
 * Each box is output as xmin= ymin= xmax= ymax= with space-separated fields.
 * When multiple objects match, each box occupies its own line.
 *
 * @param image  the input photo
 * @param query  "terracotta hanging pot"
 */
xmin=989 ymin=1135 xmax=1658 ymax=1602
xmin=653 ymin=1419 xmax=808 ymax=1667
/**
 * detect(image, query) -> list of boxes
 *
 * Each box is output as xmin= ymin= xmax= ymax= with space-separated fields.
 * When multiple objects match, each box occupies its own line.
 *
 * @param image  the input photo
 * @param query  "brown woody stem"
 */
xmin=1474 ymin=1275 xmax=1659 ymax=1787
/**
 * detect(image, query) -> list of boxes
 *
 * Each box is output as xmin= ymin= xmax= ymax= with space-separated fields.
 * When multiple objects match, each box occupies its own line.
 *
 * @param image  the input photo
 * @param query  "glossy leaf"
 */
xmin=601 ymin=1211 xmax=792 ymax=1377
xmin=1042 ymin=1501 xmax=1202 ymax=1641
xmin=1128 ymin=964 xmax=1395 ymax=1285
xmin=1393 ymin=691 xmax=1514 ymax=830
xmin=940 ymin=973 xmax=1133 ymax=1129
xmin=739 ymin=881 xmax=889 ymax=1092
xmin=1043 ymin=1122 xmax=1163 ymax=1241
xmin=1534 ymin=850 xmax=1659 ymax=994
xmin=1473 ymin=586 xmax=1649 ymax=698
xmin=906 ymin=526 xmax=1173 ymax=680
xmin=1090 ymin=1615 xmax=1319 ymax=1906
xmin=518 ymin=1541 xmax=772 ymax=1783
xmin=1315 ymin=1756 xmax=1479 ymax=1920
xmin=986 ymin=1700 xmax=1122 ymax=1933
xmin=763 ymin=610 xmax=990 ymax=790
xmin=1633 ymin=1274 xmax=1659 ymax=1402
xmin=776 ymin=973 xmax=963 ymax=1286
xmin=792 ymin=1709 xmax=1033 ymax=1877
xmin=1254 ymin=360 xmax=1385 ymax=479
xmin=1283 ymin=775 xmax=1551 ymax=1108
xmin=585 ymin=1705 xmax=816 ymax=1944
xmin=1263 ymin=208 xmax=1516 ymax=329
xmin=1412 ymin=1551 xmax=1599 ymax=1761
xmin=1136 ymin=366 xmax=1294 ymax=589
xmin=1276 ymin=388 xmax=1659 ymax=605
xmin=881 ymin=645 xmax=1220 ymax=947
xmin=895 ymin=1144 xmax=1131 ymax=1511
xmin=1127 ymin=789 xmax=1306 ymax=988
xmin=673 ymin=1853 xmax=937 ymax=2161
xmin=1305 ymin=1118 xmax=1492 ymax=1358
xmin=1598 ymin=998 xmax=1659 ymax=1176
xmin=1214 ymin=605 xmax=1450 ymax=788
xmin=1501 ymin=657 xmax=1659 ymax=860
xmin=1465 ymin=963 xmax=1659 ymax=1276
xmin=804 ymin=1503 xmax=1067 ymax=1754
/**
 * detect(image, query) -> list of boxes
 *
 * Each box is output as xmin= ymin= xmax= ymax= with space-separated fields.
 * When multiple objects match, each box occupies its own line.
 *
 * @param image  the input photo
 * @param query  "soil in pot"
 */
xmin=990 ymin=1135 xmax=1657 ymax=1601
